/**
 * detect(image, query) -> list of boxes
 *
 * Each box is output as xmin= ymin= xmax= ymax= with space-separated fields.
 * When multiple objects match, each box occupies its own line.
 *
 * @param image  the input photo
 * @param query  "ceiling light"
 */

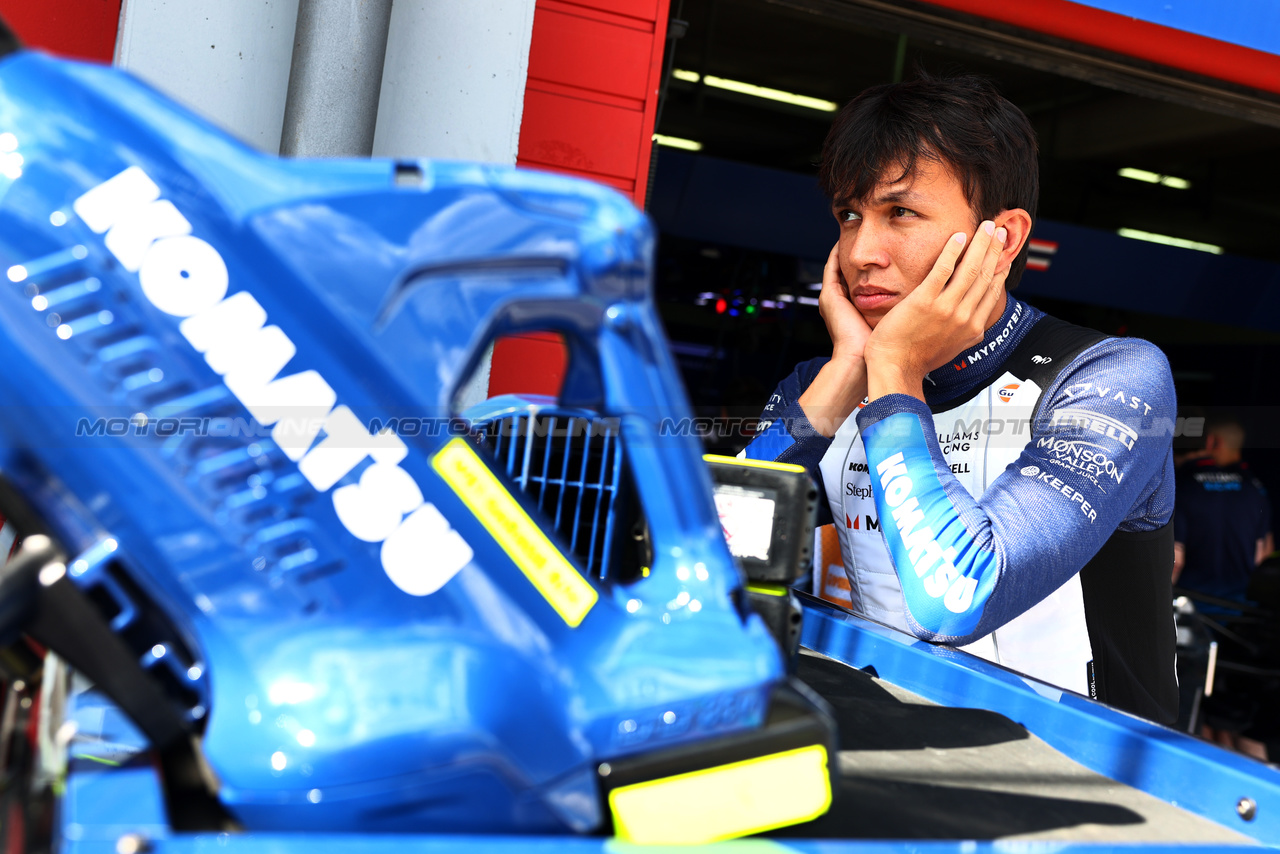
xmin=1117 ymin=228 xmax=1222 ymax=254
xmin=672 ymin=69 xmax=837 ymax=112
xmin=653 ymin=134 xmax=702 ymax=152
xmin=1118 ymin=167 xmax=1191 ymax=190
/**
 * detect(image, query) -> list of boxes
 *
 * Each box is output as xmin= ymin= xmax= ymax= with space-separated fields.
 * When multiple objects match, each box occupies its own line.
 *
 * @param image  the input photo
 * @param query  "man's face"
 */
xmin=831 ymin=157 xmax=979 ymax=328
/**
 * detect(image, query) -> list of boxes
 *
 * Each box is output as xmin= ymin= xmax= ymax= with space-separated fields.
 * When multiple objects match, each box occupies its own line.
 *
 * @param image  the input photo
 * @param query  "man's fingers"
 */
xmin=922 ymin=230 xmax=968 ymax=295
xmin=954 ymin=223 xmax=1006 ymax=328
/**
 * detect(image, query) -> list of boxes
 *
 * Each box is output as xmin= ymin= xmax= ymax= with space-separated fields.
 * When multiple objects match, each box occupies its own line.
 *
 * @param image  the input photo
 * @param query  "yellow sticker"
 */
xmin=703 ymin=453 xmax=806 ymax=474
xmin=432 ymin=438 xmax=597 ymax=627
xmin=608 ymin=743 xmax=831 ymax=845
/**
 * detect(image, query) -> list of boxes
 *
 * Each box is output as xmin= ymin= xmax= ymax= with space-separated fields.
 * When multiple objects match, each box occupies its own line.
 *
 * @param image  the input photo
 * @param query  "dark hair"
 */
xmin=818 ymin=74 xmax=1039 ymax=288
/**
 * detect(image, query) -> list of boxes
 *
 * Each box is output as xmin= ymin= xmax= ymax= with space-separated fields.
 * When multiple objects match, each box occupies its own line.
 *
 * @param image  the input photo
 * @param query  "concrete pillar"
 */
xmin=279 ymin=0 xmax=395 ymax=157
xmin=115 ymin=0 xmax=301 ymax=153
xmin=372 ymin=0 xmax=537 ymax=163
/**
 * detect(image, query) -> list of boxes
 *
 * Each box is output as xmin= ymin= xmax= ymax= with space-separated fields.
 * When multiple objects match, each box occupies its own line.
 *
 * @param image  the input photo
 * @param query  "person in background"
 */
xmin=1174 ymin=415 xmax=1273 ymax=599
xmin=1173 ymin=414 xmax=1274 ymax=760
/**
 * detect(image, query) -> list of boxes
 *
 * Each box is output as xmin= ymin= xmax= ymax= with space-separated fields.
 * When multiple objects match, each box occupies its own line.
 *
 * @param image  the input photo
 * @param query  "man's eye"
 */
xmin=892 ymin=207 xmax=919 ymax=218
xmin=840 ymin=210 xmax=861 ymax=223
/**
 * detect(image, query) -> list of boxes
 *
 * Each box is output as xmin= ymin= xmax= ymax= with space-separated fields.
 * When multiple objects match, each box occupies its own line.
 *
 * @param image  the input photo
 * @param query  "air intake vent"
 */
xmin=471 ymin=411 xmax=646 ymax=581
xmin=75 ymin=558 xmax=209 ymax=725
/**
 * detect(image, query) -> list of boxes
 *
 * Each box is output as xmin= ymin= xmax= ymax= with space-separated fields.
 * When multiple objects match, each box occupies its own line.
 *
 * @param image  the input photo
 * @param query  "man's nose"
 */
xmin=844 ymin=220 xmax=892 ymax=270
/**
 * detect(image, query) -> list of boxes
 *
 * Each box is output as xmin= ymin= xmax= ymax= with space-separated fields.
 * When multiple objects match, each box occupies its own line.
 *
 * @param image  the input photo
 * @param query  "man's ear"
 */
xmin=993 ymin=208 xmax=1033 ymax=275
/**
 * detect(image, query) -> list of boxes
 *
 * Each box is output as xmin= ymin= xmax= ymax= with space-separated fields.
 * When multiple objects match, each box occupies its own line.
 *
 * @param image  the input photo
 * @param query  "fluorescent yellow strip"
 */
xmin=1117 ymin=228 xmax=1222 ymax=255
xmin=653 ymin=133 xmax=702 ymax=151
xmin=704 ymin=453 xmax=805 ymax=474
xmin=433 ymin=439 xmax=597 ymax=627
xmin=1118 ymin=167 xmax=1191 ymax=190
xmin=747 ymin=582 xmax=789 ymax=597
xmin=673 ymin=69 xmax=837 ymax=112
xmin=609 ymin=744 xmax=832 ymax=844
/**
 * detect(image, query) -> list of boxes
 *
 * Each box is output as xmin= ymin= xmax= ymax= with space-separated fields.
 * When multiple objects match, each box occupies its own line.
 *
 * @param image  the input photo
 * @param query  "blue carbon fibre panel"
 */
xmin=801 ymin=597 xmax=1280 ymax=845
xmin=0 ymin=50 xmax=787 ymax=835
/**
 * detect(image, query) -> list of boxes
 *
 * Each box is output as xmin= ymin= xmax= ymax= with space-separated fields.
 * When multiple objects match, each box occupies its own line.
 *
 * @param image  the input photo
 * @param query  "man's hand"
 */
xmin=816 ymin=243 xmax=873 ymax=364
xmin=798 ymin=244 xmax=872 ymax=436
xmin=864 ymin=221 xmax=1008 ymax=402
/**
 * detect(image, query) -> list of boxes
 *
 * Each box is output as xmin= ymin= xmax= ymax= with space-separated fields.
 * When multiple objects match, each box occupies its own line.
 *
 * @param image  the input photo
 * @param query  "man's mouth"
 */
xmin=852 ymin=286 xmax=897 ymax=313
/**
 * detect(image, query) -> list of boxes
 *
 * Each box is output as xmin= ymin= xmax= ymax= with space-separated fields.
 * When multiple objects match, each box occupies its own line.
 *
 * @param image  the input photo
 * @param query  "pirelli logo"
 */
xmin=1048 ymin=408 xmax=1138 ymax=452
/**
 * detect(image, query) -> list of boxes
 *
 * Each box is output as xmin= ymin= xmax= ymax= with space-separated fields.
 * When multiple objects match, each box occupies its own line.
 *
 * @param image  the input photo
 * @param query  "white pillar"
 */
xmin=372 ymin=0 xmax=538 ymax=164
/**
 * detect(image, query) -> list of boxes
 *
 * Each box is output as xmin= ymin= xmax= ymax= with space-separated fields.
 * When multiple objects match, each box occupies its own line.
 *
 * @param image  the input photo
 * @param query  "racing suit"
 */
xmin=746 ymin=296 xmax=1179 ymax=723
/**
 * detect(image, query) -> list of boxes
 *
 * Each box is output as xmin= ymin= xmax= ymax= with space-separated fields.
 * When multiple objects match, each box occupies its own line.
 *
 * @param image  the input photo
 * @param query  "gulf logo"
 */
xmin=998 ymin=383 xmax=1020 ymax=403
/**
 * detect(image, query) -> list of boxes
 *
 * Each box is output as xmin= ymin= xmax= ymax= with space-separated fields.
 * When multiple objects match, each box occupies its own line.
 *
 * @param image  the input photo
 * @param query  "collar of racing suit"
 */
xmin=922 ymin=295 xmax=1043 ymax=407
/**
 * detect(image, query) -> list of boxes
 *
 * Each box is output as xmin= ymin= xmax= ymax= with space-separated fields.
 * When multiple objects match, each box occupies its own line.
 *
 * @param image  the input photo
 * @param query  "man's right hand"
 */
xmin=817 ymin=243 xmax=873 ymax=364
xmin=797 ymin=244 xmax=871 ymax=437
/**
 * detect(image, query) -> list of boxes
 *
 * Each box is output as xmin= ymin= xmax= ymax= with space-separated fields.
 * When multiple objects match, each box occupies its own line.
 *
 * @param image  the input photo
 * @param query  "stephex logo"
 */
xmin=73 ymin=167 xmax=474 ymax=597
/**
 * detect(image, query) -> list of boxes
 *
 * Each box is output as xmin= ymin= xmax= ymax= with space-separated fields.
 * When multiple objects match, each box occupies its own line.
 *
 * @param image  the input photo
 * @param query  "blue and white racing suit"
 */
xmin=746 ymin=297 xmax=1178 ymax=722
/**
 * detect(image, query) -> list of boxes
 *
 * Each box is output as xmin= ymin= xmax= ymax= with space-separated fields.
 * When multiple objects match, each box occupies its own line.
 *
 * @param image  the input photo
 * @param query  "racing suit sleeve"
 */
xmin=855 ymin=338 xmax=1175 ymax=644
xmin=742 ymin=356 xmax=835 ymax=526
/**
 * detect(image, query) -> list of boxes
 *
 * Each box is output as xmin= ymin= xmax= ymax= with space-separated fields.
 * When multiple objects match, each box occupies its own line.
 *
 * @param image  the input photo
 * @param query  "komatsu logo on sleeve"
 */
xmin=1048 ymin=407 xmax=1138 ymax=451
xmin=73 ymin=167 xmax=473 ymax=597
xmin=874 ymin=451 xmax=976 ymax=614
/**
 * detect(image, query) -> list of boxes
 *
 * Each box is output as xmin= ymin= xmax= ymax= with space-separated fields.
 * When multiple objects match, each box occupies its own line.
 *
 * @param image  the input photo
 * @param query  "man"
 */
xmin=745 ymin=75 xmax=1178 ymax=723
xmin=1172 ymin=415 xmax=1273 ymax=758
xmin=1174 ymin=415 xmax=1272 ymax=602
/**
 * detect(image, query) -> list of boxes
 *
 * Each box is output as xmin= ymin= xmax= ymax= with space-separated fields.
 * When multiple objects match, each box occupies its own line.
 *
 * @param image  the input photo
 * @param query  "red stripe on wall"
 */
xmin=922 ymin=0 xmax=1280 ymax=96
xmin=0 ymin=0 xmax=121 ymax=64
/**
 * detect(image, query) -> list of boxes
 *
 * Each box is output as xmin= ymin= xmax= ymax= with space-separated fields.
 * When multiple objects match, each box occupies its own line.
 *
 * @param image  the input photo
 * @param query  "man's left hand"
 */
xmin=864 ymin=220 xmax=1008 ymax=402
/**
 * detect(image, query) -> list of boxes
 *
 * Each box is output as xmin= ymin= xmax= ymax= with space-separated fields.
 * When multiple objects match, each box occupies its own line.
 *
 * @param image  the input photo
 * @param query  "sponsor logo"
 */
xmin=1048 ymin=407 xmax=1138 ymax=451
xmin=938 ymin=427 xmax=978 ymax=455
xmin=1031 ymin=355 xmax=1052 ymax=365
xmin=848 ymin=513 xmax=880 ymax=531
xmin=949 ymin=462 xmax=971 ymax=474
xmin=875 ymin=452 xmax=977 ymax=614
xmin=1021 ymin=468 xmax=1098 ymax=523
xmin=953 ymin=360 xmax=968 ymax=371
xmin=847 ymin=461 xmax=868 ymax=472
xmin=964 ymin=301 xmax=1024 ymax=367
xmin=1061 ymin=382 xmax=1153 ymax=417
xmin=857 ymin=395 xmax=869 ymax=409
xmin=74 ymin=167 xmax=474 ymax=597
xmin=998 ymin=383 xmax=1019 ymax=403
xmin=1035 ymin=437 xmax=1124 ymax=489
xmin=844 ymin=483 xmax=872 ymax=499
xmin=1194 ymin=471 xmax=1244 ymax=491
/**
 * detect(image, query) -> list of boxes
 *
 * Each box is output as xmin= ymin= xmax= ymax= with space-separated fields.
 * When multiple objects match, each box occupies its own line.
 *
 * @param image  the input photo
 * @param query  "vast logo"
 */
xmin=1062 ymin=382 xmax=1153 ymax=416
xmin=1048 ymin=407 xmax=1138 ymax=452
xmin=74 ymin=167 xmax=473 ymax=597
